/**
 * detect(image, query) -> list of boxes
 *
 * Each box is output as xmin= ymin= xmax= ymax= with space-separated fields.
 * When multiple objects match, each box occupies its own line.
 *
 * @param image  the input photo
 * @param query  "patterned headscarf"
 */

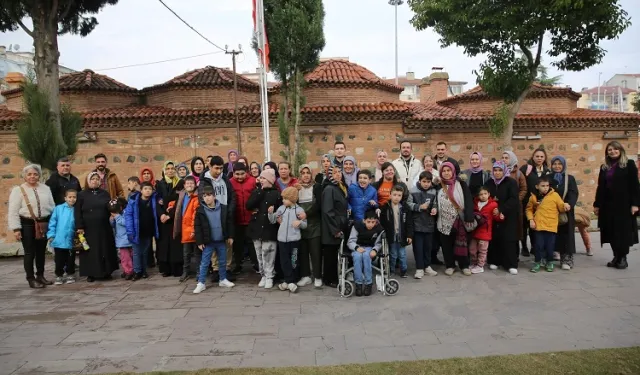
xmin=86 ymin=171 xmax=100 ymax=189
xmin=328 ymin=166 xmax=347 ymax=196
xmin=491 ymin=161 xmax=508 ymax=185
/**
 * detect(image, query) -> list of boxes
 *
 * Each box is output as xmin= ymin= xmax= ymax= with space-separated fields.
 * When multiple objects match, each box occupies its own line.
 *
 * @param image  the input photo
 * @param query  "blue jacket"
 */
xmin=347 ymin=183 xmax=379 ymax=221
xmin=110 ymin=214 xmax=132 ymax=248
xmin=125 ymin=192 xmax=160 ymax=245
xmin=46 ymin=203 xmax=75 ymax=250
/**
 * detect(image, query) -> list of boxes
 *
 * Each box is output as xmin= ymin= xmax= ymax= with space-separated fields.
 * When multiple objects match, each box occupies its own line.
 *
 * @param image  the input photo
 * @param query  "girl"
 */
xmin=109 ymin=198 xmax=133 ymax=280
xmin=551 ymin=156 xmax=579 ymax=270
xmin=461 ymin=152 xmax=489 ymax=196
xmin=469 ymin=186 xmax=498 ymax=274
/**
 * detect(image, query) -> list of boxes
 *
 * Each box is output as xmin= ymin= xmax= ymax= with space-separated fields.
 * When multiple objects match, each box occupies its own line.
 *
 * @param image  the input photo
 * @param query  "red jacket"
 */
xmin=472 ymin=197 xmax=499 ymax=241
xmin=230 ymin=175 xmax=256 ymax=226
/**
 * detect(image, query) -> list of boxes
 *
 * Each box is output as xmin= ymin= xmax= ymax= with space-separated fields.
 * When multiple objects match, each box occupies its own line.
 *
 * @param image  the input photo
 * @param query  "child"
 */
xmin=127 ymin=177 xmax=140 ymax=200
xmin=192 ymin=185 xmax=235 ymax=293
xmin=46 ymin=189 xmax=77 ymax=285
xmin=109 ymin=198 xmax=134 ymax=280
xmin=526 ymin=176 xmax=569 ymax=273
xmin=269 ymin=187 xmax=307 ymax=293
xmin=380 ymin=185 xmax=414 ymax=278
xmin=347 ymin=209 xmax=384 ymax=296
xmin=469 ymin=186 xmax=498 ymax=274
xmin=409 ymin=171 xmax=438 ymax=278
xmin=347 ymin=170 xmax=378 ymax=222
xmin=125 ymin=182 xmax=160 ymax=280
xmin=174 ymin=176 xmax=201 ymax=282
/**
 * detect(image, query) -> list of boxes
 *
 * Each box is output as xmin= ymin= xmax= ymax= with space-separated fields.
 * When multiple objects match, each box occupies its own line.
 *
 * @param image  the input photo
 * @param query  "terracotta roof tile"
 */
xmin=2 ymin=70 xmax=137 ymax=96
xmin=144 ymin=66 xmax=259 ymax=92
xmin=437 ymin=83 xmax=581 ymax=105
xmin=409 ymin=103 xmax=487 ymax=121
xmin=0 ymin=107 xmax=22 ymax=127
xmin=304 ymin=59 xmax=404 ymax=93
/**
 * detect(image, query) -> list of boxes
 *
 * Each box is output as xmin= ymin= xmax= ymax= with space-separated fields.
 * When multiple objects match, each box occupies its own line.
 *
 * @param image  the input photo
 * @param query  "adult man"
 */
xmin=46 ymin=157 xmax=81 ymax=205
xmin=93 ymin=153 xmax=124 ymax=199
xmin=332 ymin=141 xmax=347 ymax=169
xmin=434 ymin=142 xmax=460 ymax=175
xmin=229 ymin=162 xmax=257 ymax=273
xmin=392 ymin=141 xmax=423 ymax=185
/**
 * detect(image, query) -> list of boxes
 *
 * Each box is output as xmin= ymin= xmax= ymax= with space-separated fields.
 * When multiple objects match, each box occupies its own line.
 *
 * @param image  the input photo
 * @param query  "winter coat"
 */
xmin=194 ymin=202 xmax=233 ymax=245
xmin=87 ymin=168 xmax=124 ymax=200
xmin=45 ymin=172 xmax=81 ymax=205
xmin=472 ymin=198 xmax=498 ymax=241
xmin=347 ymin=183 xmax=378 ymax=222
xmin=380 ymin=201 xmax=414 ymax=246
xmin=409 ymin=182 xmax=438 ymax=233
xmin=321 ymin=182 xmax=348 ymax=246
xmin=392 ymin=156 xmax=423 ymax=185
xmin=526 ymin=189 xmax=566 ymax=233
xmin=509 ymin=167 xmax=528 ymax=240
xmin=173 ymin=190 xmax=200 ymax=243
xmin=230 ymin=176 xmax=256 ymax=226
xmin=125 ymin=192 xmax=160 ymax=244
xmin=269 ymin=204 xmax=307 ymax=242
xmin=110 ymin=214 xmax=132 ymax=248
xmin=553 ymin=174 xmax=578 ymax=254
xmin=520 ymin=164 xmax=552 ymax=198
xmin=46 ymin=203 xmax=76 ymax=249
xmin=299 ymin=184 xmax=322 ymax=239
xmin=460 ymin=169 xmax=490 ymax=196
xmin=246 ymin=186 xmax=281 ymax=241
xmin=486 ymin=177 xmax=521 ymax=242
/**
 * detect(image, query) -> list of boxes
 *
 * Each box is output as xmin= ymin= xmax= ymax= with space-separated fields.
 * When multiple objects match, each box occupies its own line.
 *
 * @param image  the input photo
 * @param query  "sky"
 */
xmin=1 ymin=0 xmax=638 ymax=91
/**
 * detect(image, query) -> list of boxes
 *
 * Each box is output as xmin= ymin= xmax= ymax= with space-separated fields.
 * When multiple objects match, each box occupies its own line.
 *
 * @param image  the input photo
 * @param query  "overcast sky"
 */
xmin=2 ymin=0 xmax=638 ymax=91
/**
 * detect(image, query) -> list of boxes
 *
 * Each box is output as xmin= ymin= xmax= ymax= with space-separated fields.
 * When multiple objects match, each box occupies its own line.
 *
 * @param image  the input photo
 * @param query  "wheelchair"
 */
xmin=337 ymin=236 xmax=400 ymax=297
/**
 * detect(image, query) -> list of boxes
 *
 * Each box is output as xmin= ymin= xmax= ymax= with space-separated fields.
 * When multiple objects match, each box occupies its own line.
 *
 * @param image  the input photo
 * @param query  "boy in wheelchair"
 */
xmin=347 ymin=209 xmax=384 ymax=296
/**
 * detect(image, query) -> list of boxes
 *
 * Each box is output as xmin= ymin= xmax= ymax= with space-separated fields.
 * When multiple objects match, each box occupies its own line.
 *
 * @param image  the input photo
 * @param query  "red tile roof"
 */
xmin=304 ymin=59 xmax=404 ymax=93
xmin=0 ymin=107 xmax=22 ymax=127
xmin=581 ymin=86 xmax=637 ymax=95
xmin=2 ymin=70 xmax=137 ymax=96
xmin=409 ymin=103 xmax=487 ymax=121
xmin=437 ymin=83 xmax=581 ymax=105
xmin=144 ymin=66 xmax=259 ymax=92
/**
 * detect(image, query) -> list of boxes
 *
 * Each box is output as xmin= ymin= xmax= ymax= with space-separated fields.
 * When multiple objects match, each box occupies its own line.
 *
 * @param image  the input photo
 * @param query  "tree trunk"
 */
xmin=281 ymin=93 xmax=291 ymax=161
xmin=30 ymin=3 xmax=66 ymax=153
xmin=501 ymin=85 xmax=533 ymax=150
xmin=293 ymin=69 xmax=302 ymax=172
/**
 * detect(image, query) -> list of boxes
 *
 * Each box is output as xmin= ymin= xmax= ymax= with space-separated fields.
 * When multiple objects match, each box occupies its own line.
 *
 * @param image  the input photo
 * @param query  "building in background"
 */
xmin=605 ymin=74 xmax=640 ymax=91
xmin=578 ymin=86 xmax=638 ymax=113
xmin=384 ymin=69 xmax=466 ymax=102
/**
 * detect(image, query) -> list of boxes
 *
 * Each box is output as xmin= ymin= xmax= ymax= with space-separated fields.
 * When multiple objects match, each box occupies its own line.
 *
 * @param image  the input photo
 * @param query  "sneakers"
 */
xmin=470 ymin=266 xmax=484 ymax=274
xmin=561 ymin=263 xmax=571 ymax=270
xmin=508 ymin=268 xmax=518 ymax=275
xmin=297 ymin=277 xmax=312 ymax=287
xmin=444 ymin=268 xmax=454 ymax=276
xmin=66 ymin=275 xmax=76 ymax=284
xmin=54 ymin=276 xmax=64 ymax=285
xmin=258 ymin=277 xmax=266 ymax=287
xmin=586 ymin=249 xmax=594 ymax=256
xmin=546 ymin=262 xmax=555 ymax=272
xmin=287 ymin=283 xmax=298 ymax=293
xmin=278 ymin=282 xmax=289 ymax=291
xmin=314 ymin=279 xmax=323 ymax=288
xmin=530 ymin=263 xmax=541 ymax=273
xmin=219 ymin=279 xmax=235 ymax=288
xmin=193 ymin=282 xmax=206 ymax=294
xmin=489 ymin=264 xmax=498 ymax=270
xmin=424 ymin=266 xmax=438 ymax=276
xmin=400 ymin=271 xmax=408 ymax=278
xmin=462 ymin=268 xmax=472 ymax=276
xmin=264 ymin=278 xmax=274 ymax=289
xmin=553 ymin=252 xmax=561 ymax=261
xmin=414 ymin=269 xmax=424 ymax=279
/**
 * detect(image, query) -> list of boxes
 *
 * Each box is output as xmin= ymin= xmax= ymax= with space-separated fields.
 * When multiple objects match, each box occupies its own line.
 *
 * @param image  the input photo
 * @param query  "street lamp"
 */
xmin=389 ymin=0 xmax=404 ymax=86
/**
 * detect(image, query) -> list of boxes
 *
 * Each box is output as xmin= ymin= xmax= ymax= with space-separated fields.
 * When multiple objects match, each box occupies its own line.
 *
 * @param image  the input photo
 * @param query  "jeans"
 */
xmin=132 ymin=237 xmax=152 ymax=274
xmin=413 ymin=232 xmax=433 ymax=270
xmin=183 ymin=243 xmax=201 ymax=276
xmin=389 ymin=242 xmax=407 ymax=273
xmin=199 ymin=241 xmax=227 ymax=284
xmin=352 ymin=247 xmax=374 ymax=284
xmin=278 ymin=241 xmax=300 ymax=284
xmin=534 ymin=230 xmax=556 ymax=263
xmin=54 ymin=249 xmax=76 ymax=277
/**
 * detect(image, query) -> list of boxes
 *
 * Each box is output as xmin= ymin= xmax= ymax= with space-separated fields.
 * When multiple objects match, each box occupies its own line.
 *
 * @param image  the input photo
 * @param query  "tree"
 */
xmin=261 ymin=0 xmax=325 ymax=170
xmin=408 ymin=0 xmax=631 ymax=146
xmin=535 ymin=64 xmax=563 ymax=87
xmin=1 ymin=0 xmax=118 ymax=153
xmin=632 ymin=94 xmax=640 ymax=113
xmin=17 ymin=78 xmax=82 ymax=172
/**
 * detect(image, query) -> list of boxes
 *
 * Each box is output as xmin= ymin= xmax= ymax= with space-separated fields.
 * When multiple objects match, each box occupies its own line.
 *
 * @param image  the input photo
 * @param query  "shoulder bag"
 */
xmin=19 ymin=185 xmax=48 ymax=240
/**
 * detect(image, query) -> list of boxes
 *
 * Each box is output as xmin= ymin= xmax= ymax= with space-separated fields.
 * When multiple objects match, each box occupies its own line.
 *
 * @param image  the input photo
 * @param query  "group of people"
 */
xmin=8 ymin=141 xmax=639 ymax=296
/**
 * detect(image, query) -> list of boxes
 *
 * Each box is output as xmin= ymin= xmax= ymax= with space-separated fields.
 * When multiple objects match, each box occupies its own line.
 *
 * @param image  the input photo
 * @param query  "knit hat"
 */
xmin=281 ymin=187 xmax=299 ymax=204
xmin=260 ymin=169 xmax=276 ymax=187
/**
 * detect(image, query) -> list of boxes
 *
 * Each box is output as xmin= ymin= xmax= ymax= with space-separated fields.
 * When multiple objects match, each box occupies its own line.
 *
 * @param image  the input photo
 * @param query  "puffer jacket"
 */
xmin=269 ymin=204 xmax=307 ymax=242
xmin=110 ymin=214 xmax=132 ymax=248
xmin=46 ymin=203 xmax=75 ymax=249
xmin=473 ymin=197 xmax=499 ymax=241
xmin=525 ymin=188 xmax=566 ymax=233
xmin=230 ymin=175 xmax=256 ymax=226
xmin=409 ymin=182 xmax=438 ymax=233
xmin=347 ymin=183 xmax=378 ymax=222
xmin=246 ymin=186 xmax=281 ymax=241
xmin=124 ymin=192 xmax=160 ymax=244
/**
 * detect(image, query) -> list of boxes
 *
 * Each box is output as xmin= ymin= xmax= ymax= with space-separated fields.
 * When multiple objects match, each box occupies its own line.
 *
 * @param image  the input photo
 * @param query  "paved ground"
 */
xmin=1 ymin=232 xmax=639 ymax=375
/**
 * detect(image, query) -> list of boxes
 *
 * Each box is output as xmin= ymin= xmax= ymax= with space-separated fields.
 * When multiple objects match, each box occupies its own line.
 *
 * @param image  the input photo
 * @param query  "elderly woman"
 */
xmin=374 ymin=151 xmax=388 ymax=181
xmin=75 ymin=172 xmax=118 ymax=282
xmin=8 ymin=164 xmax=56 ymax=288
xmin=343 ymin=156 xmax=360 ymax=187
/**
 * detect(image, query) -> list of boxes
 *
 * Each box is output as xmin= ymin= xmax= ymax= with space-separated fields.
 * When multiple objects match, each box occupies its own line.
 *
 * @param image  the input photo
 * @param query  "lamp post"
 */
xmin=597 ymin=72 xmax=602 ymax=110
xmin=389 ymin=0 xmax=404 ymax=86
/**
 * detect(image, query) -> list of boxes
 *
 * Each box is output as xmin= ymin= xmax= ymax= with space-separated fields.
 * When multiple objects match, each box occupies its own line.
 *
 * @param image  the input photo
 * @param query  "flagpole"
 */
xmin=256 ymin=0 xmax=271 ymax=162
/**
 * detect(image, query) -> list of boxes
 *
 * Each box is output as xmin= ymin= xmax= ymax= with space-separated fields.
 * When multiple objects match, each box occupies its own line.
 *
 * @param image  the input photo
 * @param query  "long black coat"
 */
xmin=75 ymin=188 xmax=118 ymax=278
xmin=594 ymin=160 xmax=640 ymax=248
xmin=246 ymin=187 xmax=281 ymax=241
xmin=321 ymin=182 xmax=348 ymax=246
xmin=486 ymin=177 xmax=520 ymax=242
xmin=553 ymin=174 xmax=578 ymax=255
xmin=155 ymin=179 xmax=184 ymax=270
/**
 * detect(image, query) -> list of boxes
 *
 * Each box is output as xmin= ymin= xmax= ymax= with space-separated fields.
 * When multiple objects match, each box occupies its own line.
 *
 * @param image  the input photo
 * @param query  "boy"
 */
xmin=347 ymin=170 xmax=378 ymax=222
xmin=46 ymin=189 xmax=78 ymax=285
xmin=173 ymin=176 xmax=200 ymax=282
xmin=125 ymin=182 xmax=160 ymax=280
xmin=127 ymin=177 xmax=140 ymax=200
xmin=409 ymin=171 xmax=438 ymax=278
xmin=526 ymin=176 xmax=569 ymax=273
xmin=347 ymin=209 xmax=384 ymax=296
xmin=193 ymin=186 xmax=235 ymax=293
xmin=380 ymin=185 xmax=413 ymax=278
xmin=269 ymin=187 xmax=307 ymax=293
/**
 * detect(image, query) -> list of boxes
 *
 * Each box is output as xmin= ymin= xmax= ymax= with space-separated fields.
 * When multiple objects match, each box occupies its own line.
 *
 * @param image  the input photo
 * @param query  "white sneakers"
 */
xmin=278 ymin=282 xmax=298 ymax=293
xmin=297 ymin=277 xmax=312 ymax=287
xmin=258 ymin=277 xmax=266 ymax=287
xmin=314 ymin=279 xmax=323 ymax=288
xmin=219 ymin=279 xmax=235 ymax=288
xmin=462 ymin=268 xmax=472 ymax=276
xmin=561 ymin=263 xmax=571 ymax=270
xmin=193 ymin=282 xmax=206 ymax=294
xmin=424 ymin=266 xmax=438 ymax=276
xmin=471 ymin=266 xmax=484 ymax=274
xmin=508 ymin=268 xmax=518 ymax=275
xmin=54 ymin=277 xmax=64 ymax=285
xmin=444 ymin=268 xmax=455 ymax=276
xmin=264 ymin=278 xmax=273 ymax=289
xmin=489 ymin=264 xmax=498 ymax=270
xmin=194 ymin=280 xmax=234 ymax=293
xmin=278 ymin=282 xmax=288 ymax=291
xmin=414 ymin=269 xmax=424 ymax=279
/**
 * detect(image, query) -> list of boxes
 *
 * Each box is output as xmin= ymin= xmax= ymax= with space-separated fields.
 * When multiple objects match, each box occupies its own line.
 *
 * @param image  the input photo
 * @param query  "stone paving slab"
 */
xmin=1 ymin=233 xmax=640 ymax=374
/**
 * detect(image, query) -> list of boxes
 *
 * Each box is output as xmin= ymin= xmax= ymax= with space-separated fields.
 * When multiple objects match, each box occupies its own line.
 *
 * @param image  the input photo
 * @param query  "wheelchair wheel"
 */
xmin=385 ymin=279 xmax=400 ymax=296
xmin=338 ymin=280 xmax=355 ymax=298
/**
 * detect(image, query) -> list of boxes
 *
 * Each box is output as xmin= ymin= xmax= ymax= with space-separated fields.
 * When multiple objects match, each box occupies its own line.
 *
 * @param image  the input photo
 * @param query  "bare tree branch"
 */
xmin=519 ymin=44 xmax=534 ymax=67
xmin=16 ymin=18 xmax=34 ymax=38
xmin=534 ymin=32 xmax=544 ymax=67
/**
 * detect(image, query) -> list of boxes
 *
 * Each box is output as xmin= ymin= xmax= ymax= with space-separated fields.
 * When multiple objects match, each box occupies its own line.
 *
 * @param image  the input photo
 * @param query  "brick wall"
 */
xmin=419 ymin=79 xmax=449 ymax=104
xmin=447 ymin=97 xmax=578 ymax=114
xmin=4 ymin=95 xmax=21 ymax=112
xmin=303 ymin=87 xmax=401 ymax=106
xmin=146 ymin=88 xmax=260 ymax=109
xmin=4 ymin=92 xmax=138 ymax=112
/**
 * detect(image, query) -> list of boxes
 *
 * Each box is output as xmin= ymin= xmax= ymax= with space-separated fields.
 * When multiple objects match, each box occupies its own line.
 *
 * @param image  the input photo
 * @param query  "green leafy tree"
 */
xmin=632 ymin=94 xmax=640 ymax=113
xmin=261 ymin=0 xmax=325 ymax=170
xmin=1 ymin=0 xmax=118 ymax=153
xmin=408 ymin=0 xmax=630 ymax=146
xmin=17 ymin=78 xmax=82 ymax=172
xmin=535 ymin=64 xmax=563 ymax=87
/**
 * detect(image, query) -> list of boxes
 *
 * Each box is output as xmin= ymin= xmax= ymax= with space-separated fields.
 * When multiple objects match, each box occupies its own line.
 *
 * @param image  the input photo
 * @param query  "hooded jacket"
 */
xmin=246 ymin=186 xmax=281 ymax=241
xmin=472 ymin=197 xmax=499 ymax=241
xmin=46 ymin=203 xmax=76 ymax=249
xmin=526 ymin=188 xmax=566 ymax=233
xmin=173 ymin=189 xmax=200 ymax=243
xmin=269 ymin=204 xmax=307 ymax=242
xmin=409 ymin=182 xmax=438 ymax=233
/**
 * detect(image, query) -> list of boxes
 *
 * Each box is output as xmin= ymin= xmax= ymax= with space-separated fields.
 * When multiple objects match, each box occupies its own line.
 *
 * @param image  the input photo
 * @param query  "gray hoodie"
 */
xmin=268 ymin=204 xmax=307 ymax=242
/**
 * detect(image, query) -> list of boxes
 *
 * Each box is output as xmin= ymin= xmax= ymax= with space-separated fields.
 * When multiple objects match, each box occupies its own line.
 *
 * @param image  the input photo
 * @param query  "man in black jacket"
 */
xmin=46 ymin=157 xmax=81 ymax=205
xmin=434 ymin=141 xmax=461 ymax=175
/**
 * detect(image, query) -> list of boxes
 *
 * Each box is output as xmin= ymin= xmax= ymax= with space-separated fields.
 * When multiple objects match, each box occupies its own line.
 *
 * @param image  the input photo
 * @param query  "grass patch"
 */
xmin=107 ymin=347 xmax=640 ymax=375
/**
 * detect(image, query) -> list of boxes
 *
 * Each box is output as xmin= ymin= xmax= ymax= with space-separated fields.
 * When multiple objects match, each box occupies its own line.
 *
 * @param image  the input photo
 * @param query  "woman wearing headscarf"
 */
xmin=176 ymin=163 xmax=190 ymax=179
xmin=550 ymin=156 xmax=579 ymax=270
xmin=342 ymin=156 xmax=360 ymax=187
xmin=155 ymin=161 xmax=184 ymax=277
xmin=374 ymin=151 xmax=388 ymax=181
xmin=75 ymin=172 xmax=118 ymax=282
xmin=436 ymin=162 xmax=474 ymax=276
xmin=224 ymin=149 xmax=239 ymax=177
xmin=594 ymin=141 xmax=639 ymax=269
xmin=190 ymin=156 xmax=206 ymax=185
xmin=486 ymin=161 xmax=520 ymax=275
xmin=502 ymin=151 xmax=528 ymax=248
xmin=139 ymin=167 xmax=156 ymax=188
xmin=321 ymin=165 xmax=349 ymax=288
xmin=520 ymin=147 xmax=552 ymax=257
xmin=315 ymin=154 xmax=332 ymax=184
xmin=298 ymin=165 xmax=324 ymax=288
xmin=461 ymin=152 xmax=489 ymax=196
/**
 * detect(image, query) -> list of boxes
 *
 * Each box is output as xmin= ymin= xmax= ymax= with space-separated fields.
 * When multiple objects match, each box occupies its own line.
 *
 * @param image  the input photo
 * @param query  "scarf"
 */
xmin=453 ymin=219 xmax=468 ymax=257
xmin=343 ymin=155 xmax=359 ymax=186
xmin=298 ymin=165 xmax=314 ymax=188
xmin=504 ymin=151 xmax=518 ymax=175
xmin=329 ymin=168 xmax=347 ymax=196
xmin=491 ymin=161 xmax=507 ymax=185
xmin=139 ymin=167 xmax=156 ymax=187
xmin=163 ymin=160 xmax=180 ymax=187
xmin=227 ymin=149 xmax=238 ymax=175
xmin=551 ymin=156 xmax=566 ymax=186
xmin=86 ymin=171 xmax=100 ymax=190
xmin=469 ymin=152 xmax=484 ymax=174
xmin=440 ymin=162 xmax=464 ymax=207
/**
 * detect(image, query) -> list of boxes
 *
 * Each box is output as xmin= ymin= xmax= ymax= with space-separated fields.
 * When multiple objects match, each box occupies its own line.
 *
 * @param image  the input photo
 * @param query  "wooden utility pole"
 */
xmin=226 ymin=47 xmax=243 ymax=154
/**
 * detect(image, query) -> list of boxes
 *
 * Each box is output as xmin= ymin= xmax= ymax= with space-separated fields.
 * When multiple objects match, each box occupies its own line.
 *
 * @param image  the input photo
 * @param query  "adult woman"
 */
xmin=155 ymin=161 xmax=184 ymax=277
xmin=486 ymin=161 xmax=520 ymax=274
xmin=276 ymin=162 xmax=298 ymax=191
xmin=374 ymin=151 xmax=388 ymax=181
xmin=298 ymin=165 xmax=323 ymax=288
xmin=343 ymin=156 xmax=360 ymax=187
xmin=224 ymin=149 xmax=239 ymax=177
xmin=315 ymin=154 xmax=332 ymax=184
xmin=520 ymin=148 xmax=552 ymax=256
xmin=176 ymin=163 xmax=189 ymax=179
xmin=139 ymin=168 xmax=156 ymax=188
xmin=461 ymin=152 xmax=489 ymax=196
xmin=190 ymin=156 xmax=206 ymax=185
xmin=249 ymin=162 xmax=262 ymax=179
xmin=412 ymin=154 xmax=440 ymax=186
xmin=594 ymin=141 xmax=640 ymax=269
xmin=237 ymin=155 xmax=249 ymax=166
xmin=502 ymin=151 xmax=528 ymax=247
xmin=551 ymin=156 xmax=578 ymax=270
xmin=321 ymin=165 xmax=348 ymax=288
xmin=436 ymin=162 xmax=473 ymax=276
xmin=8 ymin=164 xmax=56 ymax=288
xmin=75 ymin=172 xmax=118 ymax=282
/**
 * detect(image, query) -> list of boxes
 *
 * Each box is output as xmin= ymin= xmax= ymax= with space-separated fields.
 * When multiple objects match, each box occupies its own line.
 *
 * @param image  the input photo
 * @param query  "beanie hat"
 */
xmin=281 ymin=187 xmax=299 ymax=204
xmin=260 ymin=169 xmax=276 ymax=187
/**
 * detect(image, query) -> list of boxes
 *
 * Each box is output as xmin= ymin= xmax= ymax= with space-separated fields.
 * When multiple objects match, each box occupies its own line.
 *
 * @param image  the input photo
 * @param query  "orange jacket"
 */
xmin=173 ymin=190 xmax=200 ymax=243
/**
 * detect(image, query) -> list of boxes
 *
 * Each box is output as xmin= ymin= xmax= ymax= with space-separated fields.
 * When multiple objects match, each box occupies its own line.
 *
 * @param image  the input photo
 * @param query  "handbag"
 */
xmin=558 ymin=175 xmax=569 ymax=225
xmin=19 ymin=185 xmax=48 ymax=240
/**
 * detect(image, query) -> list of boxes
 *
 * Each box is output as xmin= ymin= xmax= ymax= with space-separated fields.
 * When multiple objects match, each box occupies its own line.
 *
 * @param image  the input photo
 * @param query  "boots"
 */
xmin=36 ymin=275 xmax=53 ymax=285
xmin=607 ymin=257 xmax=619 ymax=267
xmin=28 ymin=279 xmax=44 ymax=288
xmin=616 ymin=256 xmax=628 ymax=269
xmin=355 ymin=284 xmax=363 ymax=297
xmin=363 ymin=284 xmax=373 ymax=297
